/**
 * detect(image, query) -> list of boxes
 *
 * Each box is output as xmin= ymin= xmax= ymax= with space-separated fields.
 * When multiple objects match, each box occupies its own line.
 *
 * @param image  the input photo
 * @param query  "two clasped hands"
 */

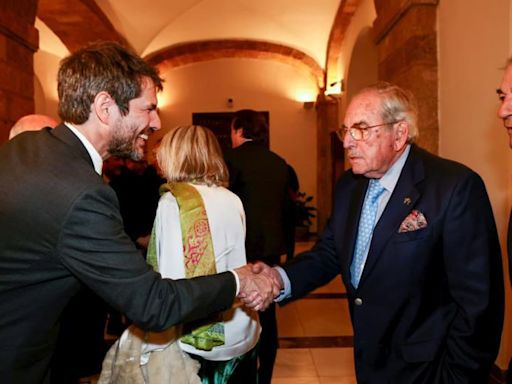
xmin=235 ymin=262 xmax=285 ymax=311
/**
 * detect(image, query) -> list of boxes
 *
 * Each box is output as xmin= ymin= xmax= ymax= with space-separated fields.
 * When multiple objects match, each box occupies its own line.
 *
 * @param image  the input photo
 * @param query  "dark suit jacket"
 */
xmin=284 ymin=145 xmax=504 ymax=383
xmin=0 ymin=124 xmax=236 ymax=384
xmin=225 ymin=141 xmax=289 ymax=262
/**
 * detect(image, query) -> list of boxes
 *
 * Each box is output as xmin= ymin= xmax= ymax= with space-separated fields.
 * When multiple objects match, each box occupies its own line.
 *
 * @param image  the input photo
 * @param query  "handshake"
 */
xmin=234 ymin=262 xmax=284 ymax=311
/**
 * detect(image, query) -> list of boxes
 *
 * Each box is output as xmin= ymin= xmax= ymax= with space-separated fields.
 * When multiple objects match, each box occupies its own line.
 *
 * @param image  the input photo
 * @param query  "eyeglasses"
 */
xmin=336 ymin=121 xmax=402 ymax=142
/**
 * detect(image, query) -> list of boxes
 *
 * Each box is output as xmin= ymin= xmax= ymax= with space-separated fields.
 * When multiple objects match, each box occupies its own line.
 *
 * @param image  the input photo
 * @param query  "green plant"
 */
xmin=295 ymin=191 xmax=316 ymax=227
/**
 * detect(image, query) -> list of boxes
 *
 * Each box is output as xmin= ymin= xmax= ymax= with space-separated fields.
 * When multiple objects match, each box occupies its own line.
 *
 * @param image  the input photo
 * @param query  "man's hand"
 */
xmin=234 ymin=264 xmax=281 ymax=311
xmin=135 ymin=234 xmax=151 ymax=249
xmin=251 ymin=261 xmax=284 ymax=292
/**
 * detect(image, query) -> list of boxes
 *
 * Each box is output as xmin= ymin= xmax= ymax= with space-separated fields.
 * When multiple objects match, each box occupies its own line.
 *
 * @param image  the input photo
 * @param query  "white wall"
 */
xmin=155 ymin=58 xmax=318 ymax=226
xmin=438 ymin=0 xmax=512 ymax=367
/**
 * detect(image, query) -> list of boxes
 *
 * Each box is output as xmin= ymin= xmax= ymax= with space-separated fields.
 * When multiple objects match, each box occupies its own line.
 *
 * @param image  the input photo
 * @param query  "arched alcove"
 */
xmin=345 ymin=26 xmax=378 ymax=106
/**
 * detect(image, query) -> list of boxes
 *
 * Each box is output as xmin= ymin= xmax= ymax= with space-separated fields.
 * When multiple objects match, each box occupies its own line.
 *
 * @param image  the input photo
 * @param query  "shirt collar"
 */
xmin=64 ymin=122 xmax=103 ymax=175
xmin=378 ymin=144 xmax=411 ymax=193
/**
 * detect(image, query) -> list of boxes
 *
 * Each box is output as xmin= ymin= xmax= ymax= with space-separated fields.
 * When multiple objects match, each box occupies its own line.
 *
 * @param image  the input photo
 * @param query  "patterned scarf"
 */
xmin=147 ymin=182 xmax=225 ymax=351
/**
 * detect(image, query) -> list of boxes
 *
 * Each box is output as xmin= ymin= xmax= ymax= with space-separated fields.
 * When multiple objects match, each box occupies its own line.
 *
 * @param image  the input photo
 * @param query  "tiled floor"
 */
xmin=273 ymin=240 xmax=356 ymax=383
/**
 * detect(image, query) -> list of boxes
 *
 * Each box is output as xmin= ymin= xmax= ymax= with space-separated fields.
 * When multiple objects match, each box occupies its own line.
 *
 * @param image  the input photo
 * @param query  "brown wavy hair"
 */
xmin=57 ymin=41 xmax=163 ymax=124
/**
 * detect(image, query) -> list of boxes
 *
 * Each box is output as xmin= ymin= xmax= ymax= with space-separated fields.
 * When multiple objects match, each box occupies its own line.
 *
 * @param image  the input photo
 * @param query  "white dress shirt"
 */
xmin=64 ymin=122 xmax=103 ymax=175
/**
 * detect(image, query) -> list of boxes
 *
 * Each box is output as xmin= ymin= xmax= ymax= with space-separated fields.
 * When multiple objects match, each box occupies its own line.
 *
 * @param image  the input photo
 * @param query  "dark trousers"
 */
xmin=247 ymin=253 xmax=281 ymax=384
xmin=257 ymin=302 xmax=279 ymax=384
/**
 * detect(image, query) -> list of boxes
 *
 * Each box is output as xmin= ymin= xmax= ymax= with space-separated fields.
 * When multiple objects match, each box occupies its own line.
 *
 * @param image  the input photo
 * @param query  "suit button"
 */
xmin=354 ymin=298 xmax=363 ymax=306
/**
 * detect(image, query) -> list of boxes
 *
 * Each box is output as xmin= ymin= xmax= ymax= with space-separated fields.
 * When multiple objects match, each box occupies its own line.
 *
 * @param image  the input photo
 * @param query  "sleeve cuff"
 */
xmin=274 ymin=266 xmax=291 ymax=302
xmin=229 ymin=269 xmax=240 ymax=296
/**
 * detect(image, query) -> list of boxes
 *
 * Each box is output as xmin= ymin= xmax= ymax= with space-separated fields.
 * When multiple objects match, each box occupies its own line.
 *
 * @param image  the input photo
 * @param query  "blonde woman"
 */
xmin=151 ymin=125 xmax=260 ymax=383
xmin=99 ymin=126 xmax=260 ymax=384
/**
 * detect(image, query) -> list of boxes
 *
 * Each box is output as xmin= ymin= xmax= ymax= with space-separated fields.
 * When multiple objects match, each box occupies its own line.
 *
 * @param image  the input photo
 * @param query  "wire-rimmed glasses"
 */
xmin=336 ymin=120 xmax=402 ymax=142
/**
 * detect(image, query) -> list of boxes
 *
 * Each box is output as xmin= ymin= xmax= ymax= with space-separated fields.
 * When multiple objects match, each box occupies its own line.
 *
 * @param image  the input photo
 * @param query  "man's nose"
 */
xmin=343 ymin=129 xmax=354 ymax=149
xmin=150 ymin=110 xmax=161 ymax=131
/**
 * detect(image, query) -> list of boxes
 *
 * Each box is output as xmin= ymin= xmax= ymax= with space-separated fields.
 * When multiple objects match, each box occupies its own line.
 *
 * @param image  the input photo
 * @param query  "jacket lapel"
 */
xmin=357 ymin=145 xmax=425 ymax=288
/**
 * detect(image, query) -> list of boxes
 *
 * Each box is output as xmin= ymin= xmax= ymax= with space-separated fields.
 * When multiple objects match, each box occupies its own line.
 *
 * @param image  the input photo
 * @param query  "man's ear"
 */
xmin=234 ymin=128 xmax=244 ymax=140
xmin=92 ymin=92 xmax=114 ymax=125
xmin=394 ymin=121 xmax=409 ymax=150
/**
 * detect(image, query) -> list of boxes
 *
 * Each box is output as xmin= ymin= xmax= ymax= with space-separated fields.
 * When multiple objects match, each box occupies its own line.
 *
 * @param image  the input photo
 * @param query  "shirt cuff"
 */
xmin=274 ymin=266 xmax=291 ymax=302
xmin=229 ymin=269 xmax=240 ymax=296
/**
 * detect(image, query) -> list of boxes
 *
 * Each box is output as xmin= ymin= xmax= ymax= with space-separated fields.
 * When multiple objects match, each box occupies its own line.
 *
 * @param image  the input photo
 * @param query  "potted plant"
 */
xmin=294 ymin=191 xmax=316 ymax=240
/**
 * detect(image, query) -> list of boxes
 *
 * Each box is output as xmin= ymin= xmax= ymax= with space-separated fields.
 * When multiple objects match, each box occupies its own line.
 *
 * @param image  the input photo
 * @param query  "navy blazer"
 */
xmin=0 ymin=125 xmax=236 ymax=383
xmin=284 ymin=145 xmax=504 ymax=383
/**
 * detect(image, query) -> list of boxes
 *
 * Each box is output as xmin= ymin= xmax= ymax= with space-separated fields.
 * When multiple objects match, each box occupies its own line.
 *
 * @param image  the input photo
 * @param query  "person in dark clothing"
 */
xmin=107 ymin=157 xmax=165 ymax=257
xmin=497 ymin=57 xmax=512 ymax=384
xmin=284 ymin=164 xmax=299 ymax=262
xmin=224 ymin=109 xmax=289 ymax=384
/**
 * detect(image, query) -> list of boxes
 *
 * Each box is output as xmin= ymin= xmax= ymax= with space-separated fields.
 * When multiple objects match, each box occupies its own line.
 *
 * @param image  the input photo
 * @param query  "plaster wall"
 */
xmin=438 ymin=0 xmax=512 ymax=368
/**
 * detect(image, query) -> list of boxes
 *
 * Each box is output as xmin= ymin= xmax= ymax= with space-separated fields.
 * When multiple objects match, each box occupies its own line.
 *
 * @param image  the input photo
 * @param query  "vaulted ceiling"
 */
xmin=37 ymin=0 xmax=362 ymax=91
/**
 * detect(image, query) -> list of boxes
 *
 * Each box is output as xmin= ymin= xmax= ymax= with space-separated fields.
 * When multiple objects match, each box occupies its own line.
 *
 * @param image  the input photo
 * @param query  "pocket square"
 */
xmin=398 ymin=210 xmax=428 ymax=233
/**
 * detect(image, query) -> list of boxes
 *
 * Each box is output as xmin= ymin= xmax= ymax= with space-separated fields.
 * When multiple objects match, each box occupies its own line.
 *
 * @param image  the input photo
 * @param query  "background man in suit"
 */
xmin=0 ymin=42 xmax=276 ymax=384
xmin=497 ymin=57 xmax=512 ymax=384
xmin=224 ymin=109 xmax=290 ymax=384
xmin=255 ymin=82 xmax=504 ymax=383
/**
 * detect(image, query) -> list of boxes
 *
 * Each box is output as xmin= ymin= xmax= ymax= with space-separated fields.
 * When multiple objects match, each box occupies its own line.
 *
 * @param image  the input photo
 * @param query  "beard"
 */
xmin=107 ymin=117 xmax=145 ymax=161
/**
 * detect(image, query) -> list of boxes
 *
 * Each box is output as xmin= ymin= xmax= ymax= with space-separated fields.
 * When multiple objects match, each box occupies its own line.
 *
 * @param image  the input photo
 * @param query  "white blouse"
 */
xmin=154 ymin=183 xmax=260 ymax=361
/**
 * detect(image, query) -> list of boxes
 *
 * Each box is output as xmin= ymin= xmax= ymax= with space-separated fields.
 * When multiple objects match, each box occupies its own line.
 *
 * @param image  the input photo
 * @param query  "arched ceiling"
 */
xmin=146 ymin=39 xmax=325 ymax=88
xmin=37 ymin=0 xmax=362 ymax=92
xmin=93 ymin=0 xmax=340 ymax=67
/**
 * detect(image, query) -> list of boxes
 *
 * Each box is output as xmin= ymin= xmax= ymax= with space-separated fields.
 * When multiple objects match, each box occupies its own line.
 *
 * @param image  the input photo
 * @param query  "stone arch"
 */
xmin=325 ymin=0 xmax=363 ymax=91
xmin=316 ymin=0 xmax=362 ymax=231
xmin=0 ymin=0 xmax=39 ymax=141
xmin=345 ymin=26 xmax=378 ymax=105
xmin=37 ymin=0 xmax=129 ymax=52
xmin=145 ymin=40 xmax=325 ymax=90
xmin=372 ymin=0 xmax=439 ymax=153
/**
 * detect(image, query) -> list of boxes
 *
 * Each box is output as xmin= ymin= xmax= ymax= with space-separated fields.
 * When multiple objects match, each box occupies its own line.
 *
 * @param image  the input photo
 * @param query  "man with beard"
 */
xmin=0 ymin=41 xmax=277 ymax=384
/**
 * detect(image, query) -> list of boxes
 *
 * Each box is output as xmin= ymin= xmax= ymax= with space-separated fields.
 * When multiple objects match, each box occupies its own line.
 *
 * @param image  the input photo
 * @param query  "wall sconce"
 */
xmin=303 ymin=101 xmax=315 ymax=109
xmin=295 ymin=90 xmax=317 ymax=108
xmin=325 ymin=79 xmax=344 ymax=96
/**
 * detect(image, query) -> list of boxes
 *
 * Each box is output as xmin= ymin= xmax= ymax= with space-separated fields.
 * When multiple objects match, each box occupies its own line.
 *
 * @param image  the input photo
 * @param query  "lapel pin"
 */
xmin=403 ymin=197 xmax=411 ymax=205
